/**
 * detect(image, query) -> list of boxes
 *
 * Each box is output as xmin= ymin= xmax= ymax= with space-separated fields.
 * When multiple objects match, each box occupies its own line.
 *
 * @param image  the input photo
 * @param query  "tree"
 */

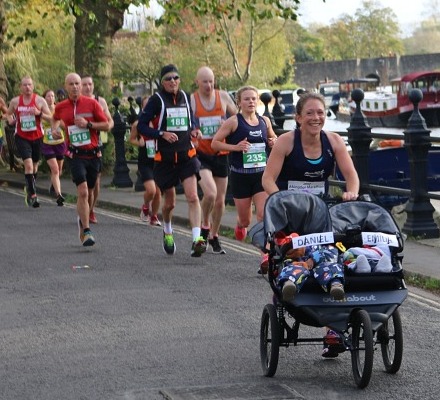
xmin=0 ymin=0 xmax=7 ymax=98
xmin=404 ymin=0 xmax=440 ymax=54
xmin=112 ymin=30 xmax=167 ymax=96
xmin=314 ymin=1 xmax=403 ymax=60
xmin=0 ymin=0 xmax=302 ymax=98
xmin=4 ymin=0 xmax=74 ymax=95
xmin=160 ymin=7 xmax=291 ymax=89
xmin=67 ymin=0 xmax=134 ymax=96
xmin=404 ymin=18 xmax=440 ymax=55
xmin=158 ymin=0 xmax=300 ymax=83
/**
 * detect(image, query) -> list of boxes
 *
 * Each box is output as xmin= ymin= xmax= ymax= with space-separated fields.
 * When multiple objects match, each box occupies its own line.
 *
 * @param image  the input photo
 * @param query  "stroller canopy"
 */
xmin=329 ymin=201 xmax=401 ymax=235
xmin=263 ymin=191 xmax=332 ymax=236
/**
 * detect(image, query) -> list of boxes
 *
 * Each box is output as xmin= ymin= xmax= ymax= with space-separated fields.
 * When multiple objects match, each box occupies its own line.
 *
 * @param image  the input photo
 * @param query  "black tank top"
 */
xmin=277 ymin=129 xmax=335 ymax=193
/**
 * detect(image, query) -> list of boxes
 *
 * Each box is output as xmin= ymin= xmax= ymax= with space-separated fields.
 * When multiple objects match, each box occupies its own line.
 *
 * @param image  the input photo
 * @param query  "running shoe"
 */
xmin=322 ymin=329 xmax=345 ymax=358
xmin=201 ymin=227 xmax=210 ymax=250
xmin=191 ymin=236 xmax=206 ymax=257
xmin=56 ymin=194 xmax=65 ymax=207
xmin=24 ymin=186 xmax=30 ymax=207
xmin=82 ymin=230 xmax=95 ymax=247
xmin=208 ymin=236 xmax=226 ymax=254
xmin=282 ymin=280 xmax=297 ymax=302
xmin=259 ymin=253 xmax=269 ymax=274
xmin=163 ymin=232 xmax=176 ymax=255
xmin=330 ymin=281 xmax=345 ymax=300
xmin=234 ymin=225 xmax=247 ymax=241
xmin=149 ymin=214 xmax=161 ymax=226
xmin=89 ymin=210 xmax=98 ymax=224
xmin=77 ymin=216 xmax=84 ymax=243
xmin=201 ymin=227 xmax=210 ymax=242
xmin=30 ymin=195 xmax=40 ymax=208
xmin=49 ymin=184 xmax=56 ymax=197
xmin=140 ymin=206 xmax=150 ymax=222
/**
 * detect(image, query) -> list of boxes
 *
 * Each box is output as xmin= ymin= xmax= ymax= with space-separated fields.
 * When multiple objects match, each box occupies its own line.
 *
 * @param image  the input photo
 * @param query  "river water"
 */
xmin=284 ymin=118 xmax=440 ymax=138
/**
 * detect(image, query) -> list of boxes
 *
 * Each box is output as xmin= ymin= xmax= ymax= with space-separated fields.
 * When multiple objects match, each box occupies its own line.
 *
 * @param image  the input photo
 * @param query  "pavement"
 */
xmin=1 ymin=163 xmax=440 ymax=282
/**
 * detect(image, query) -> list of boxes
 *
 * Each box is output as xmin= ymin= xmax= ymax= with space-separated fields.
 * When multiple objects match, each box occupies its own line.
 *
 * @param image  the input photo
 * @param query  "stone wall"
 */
xmin=294 ymin=53 xmax=440 ymax=89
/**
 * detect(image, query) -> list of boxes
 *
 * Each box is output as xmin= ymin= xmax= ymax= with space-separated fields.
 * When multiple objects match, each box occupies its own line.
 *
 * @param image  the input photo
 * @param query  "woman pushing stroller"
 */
xmin=261 ymin=92 xmax=360 ymax=357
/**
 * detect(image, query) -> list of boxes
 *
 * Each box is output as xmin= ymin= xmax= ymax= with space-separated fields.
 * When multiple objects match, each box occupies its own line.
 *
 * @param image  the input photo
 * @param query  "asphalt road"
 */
xmin=0 ymin=188 xmax=439 ymax=400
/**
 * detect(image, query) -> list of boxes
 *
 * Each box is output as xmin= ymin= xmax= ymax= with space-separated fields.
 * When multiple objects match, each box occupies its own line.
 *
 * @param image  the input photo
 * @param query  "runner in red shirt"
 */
xmin=52 ymin=73 xmax=110 ymax=246
xmin=6 ymin=76 xmax=52 ymax=207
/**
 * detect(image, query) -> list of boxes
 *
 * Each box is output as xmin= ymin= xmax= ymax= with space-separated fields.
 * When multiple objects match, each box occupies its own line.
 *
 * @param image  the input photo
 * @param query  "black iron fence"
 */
xmin=333 ymin=88 xmax=439 ymax=238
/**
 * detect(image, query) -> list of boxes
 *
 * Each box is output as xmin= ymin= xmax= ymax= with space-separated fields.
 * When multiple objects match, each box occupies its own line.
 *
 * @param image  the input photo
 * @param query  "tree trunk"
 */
xmin=74 ymin=0 xmax=124 ymax=97
xmin=0 ymin=0 xmax=8 ymax=98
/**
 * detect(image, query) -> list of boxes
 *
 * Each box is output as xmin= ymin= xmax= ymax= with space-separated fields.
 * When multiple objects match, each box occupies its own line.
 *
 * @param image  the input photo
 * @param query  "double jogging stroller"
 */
xmin=249 ymin=191 xmax=408 ymax=388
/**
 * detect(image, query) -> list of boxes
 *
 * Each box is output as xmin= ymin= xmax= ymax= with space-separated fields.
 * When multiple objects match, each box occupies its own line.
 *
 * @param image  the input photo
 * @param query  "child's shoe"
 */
xmin=330 ymin=281 xmax=345 ymax=300
xmin=374 ymin=255 xmax=393 ymax=273
xmin=282 ymin=280 xmax=297 ymax=302
xmin=355 ymin=254 xmax=371 ymax=273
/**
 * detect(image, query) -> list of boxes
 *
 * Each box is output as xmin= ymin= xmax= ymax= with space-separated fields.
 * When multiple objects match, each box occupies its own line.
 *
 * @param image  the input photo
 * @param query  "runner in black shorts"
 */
xmin=191 ymin=66 xmax=238 ymax=254
xmin=128 ymin=103 xmax=162 ymax=227
xmin=52 ymin=72 xmax=110 ymax=247
xmin=137 ymin=64 xmax=206 ymax=257
xmin=6 ymin=76 xmax=52 ymax=208
xmin=211 ymin=85 xmax=277 ymax=270
xmin=81 ymin=75 xmax=114 ymax=224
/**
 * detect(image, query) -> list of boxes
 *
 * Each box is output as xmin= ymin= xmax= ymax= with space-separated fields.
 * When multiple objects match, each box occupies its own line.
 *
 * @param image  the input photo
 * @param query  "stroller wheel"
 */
xmin=350 ymin=309 xmax=374 ymax=388
xmin=378 ymin=308 xmax=403 ymax=373
xmin=260 ymin=303 xmax=281 ymax=377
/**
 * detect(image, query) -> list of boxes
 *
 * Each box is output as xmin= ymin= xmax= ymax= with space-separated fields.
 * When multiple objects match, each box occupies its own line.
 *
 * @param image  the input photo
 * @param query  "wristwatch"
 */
xmin=87 ymin=122 xmax=93 ymax=129
xmin=159 ymin=131 xmax=164 ymax=137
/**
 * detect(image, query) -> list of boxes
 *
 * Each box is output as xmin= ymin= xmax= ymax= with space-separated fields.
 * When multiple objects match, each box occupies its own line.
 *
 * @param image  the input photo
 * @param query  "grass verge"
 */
xmin=404 ymin=271 xmax=440 ymax=296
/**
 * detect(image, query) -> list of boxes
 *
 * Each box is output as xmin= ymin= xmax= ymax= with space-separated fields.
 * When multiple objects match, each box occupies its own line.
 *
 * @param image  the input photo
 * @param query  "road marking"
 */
xmin=97 ymin=208 xmax=261 ymax=255
xmin=408 ymin=292 xmax=440 ymax=311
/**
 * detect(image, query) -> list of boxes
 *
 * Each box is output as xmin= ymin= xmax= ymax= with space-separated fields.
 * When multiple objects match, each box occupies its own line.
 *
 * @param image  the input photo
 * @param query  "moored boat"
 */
xmin=336 ymin=71 xmax=440 ymax=128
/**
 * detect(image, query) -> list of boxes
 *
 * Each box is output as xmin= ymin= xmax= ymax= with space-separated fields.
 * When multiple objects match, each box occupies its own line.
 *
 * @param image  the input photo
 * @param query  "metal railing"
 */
xmin=336 ymin=88 xmax=439 ymax=238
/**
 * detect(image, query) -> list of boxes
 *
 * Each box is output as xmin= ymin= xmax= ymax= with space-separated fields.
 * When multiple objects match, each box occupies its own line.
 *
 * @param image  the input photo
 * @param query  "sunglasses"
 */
xmin=163 ymin=75 xmax=180 ymax=82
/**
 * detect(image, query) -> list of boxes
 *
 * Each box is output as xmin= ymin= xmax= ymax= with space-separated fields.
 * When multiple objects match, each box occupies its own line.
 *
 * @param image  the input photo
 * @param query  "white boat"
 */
xmin=336 ymin=71 xmax=440 ymax=128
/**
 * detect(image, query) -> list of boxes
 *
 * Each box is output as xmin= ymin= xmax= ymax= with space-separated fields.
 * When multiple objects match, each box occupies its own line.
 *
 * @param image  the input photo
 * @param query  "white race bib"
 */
xmin=146 ymin=139 xmax=155 ymax=158
xmin=68 ymin=125 xmax=91 ymax=147
xmin=20 ymin=114 xmax=37 ymax=132
xmin=166 ymin=107 xmax=189 ymax=131
xmin=243 ymin=142 xmax=266 ymax=168
xmin=199 ymin=116 xmax=222 ymax=139
xmin=287 ymin=180 xmax=325 ymax=195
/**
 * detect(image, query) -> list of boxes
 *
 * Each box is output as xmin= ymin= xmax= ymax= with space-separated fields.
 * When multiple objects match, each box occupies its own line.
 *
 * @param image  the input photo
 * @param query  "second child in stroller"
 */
xmin=275 ymin=234 xmax=345 ymax=302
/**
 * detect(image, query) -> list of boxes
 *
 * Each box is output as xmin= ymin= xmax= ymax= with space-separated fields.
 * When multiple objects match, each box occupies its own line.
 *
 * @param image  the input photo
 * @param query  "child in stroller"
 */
xmin=274 ymin=233 xmax=345 ymax=302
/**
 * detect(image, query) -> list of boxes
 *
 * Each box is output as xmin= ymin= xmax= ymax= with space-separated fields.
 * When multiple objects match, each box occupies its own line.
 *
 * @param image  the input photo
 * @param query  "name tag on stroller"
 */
xmin=362 ymin=232 xmax=399 ymax=247
xmin=292 ymin=232 xmax=334 ymax=248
